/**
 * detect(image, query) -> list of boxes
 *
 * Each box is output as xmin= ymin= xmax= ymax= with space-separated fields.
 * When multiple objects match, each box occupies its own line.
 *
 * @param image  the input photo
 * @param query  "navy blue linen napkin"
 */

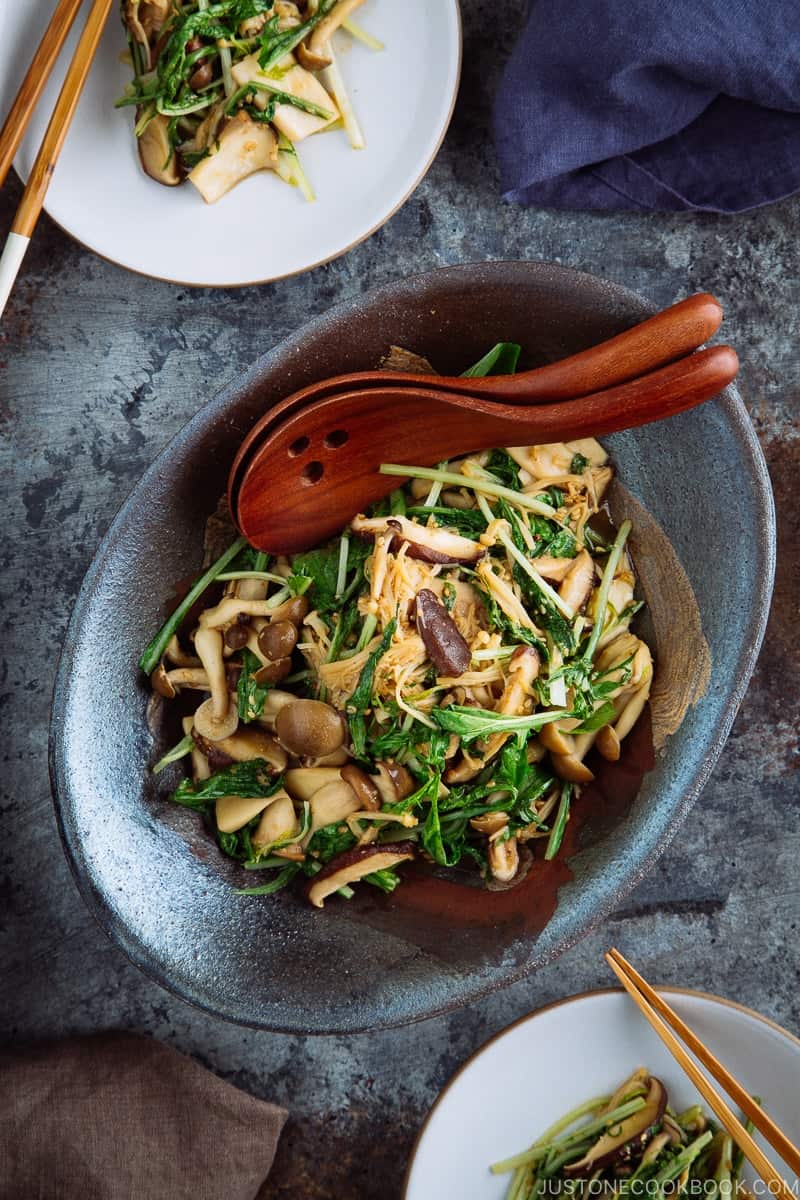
xmin=493 ymin=0 xmax=800 ymax=212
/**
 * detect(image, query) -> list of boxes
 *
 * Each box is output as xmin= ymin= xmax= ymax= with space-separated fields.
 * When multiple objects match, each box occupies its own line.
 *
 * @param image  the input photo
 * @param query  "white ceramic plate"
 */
xmin=404 ymin=989 xmax=800 ymax=1198
xmin=0 ymin=1 xmax=461 ymax=286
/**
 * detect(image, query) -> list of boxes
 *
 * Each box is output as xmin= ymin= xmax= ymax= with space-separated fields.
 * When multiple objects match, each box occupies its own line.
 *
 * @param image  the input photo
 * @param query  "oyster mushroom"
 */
xmin=229 ymin=54 xmax=338 ymax=142
xmin=192 ymin=627 xmax=238 ymax=741
xmin=297 ymin=0 xmax=365 ymax=71
xmin=285 ymin=766 xmax=346 ymax=800
xmin=189 ymin=111 xmax=278 ymax=205
xmin=340 ymin=764 xmax=380 ymax=811
xmin=372 ymin=760 xmax=416 ymax=806
xmin=306 ymin=778 xmax=361 ymax=838
xmin=252 ymin=790 xmax=300 ymax=850
xmin=307 ymin=841 xmax=415 ymax=908
xmin=216 ymin=790 xmax=285 ymax=834
xmin=351 ymin=514 xmax=485 ymax=566
xmin=413 ymin=588 xmax=471 ymax=677
xmin=137 ymin=112 xmax=180 ymax=186
xmin=444 ymin=646 xmax=540 ymax=783
xmin=558 ymin=549 xmax=595 ymax=613
xmin=564 ymin=1075 xmax=668 ymax=1174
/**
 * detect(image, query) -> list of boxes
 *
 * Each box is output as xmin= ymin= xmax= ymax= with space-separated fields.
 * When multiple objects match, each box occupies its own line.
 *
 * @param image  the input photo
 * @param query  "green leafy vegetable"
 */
xmin=171 ymin=759 xmax=282 ymax=811
xmin=405 ymin=505 xmax=488 ymax=537
xmin=486 ymin=449 xmax=522 ymax=491
xmin=461 ymin=342 xmax=522 ymax=378
xmin=237 ymin=648 xmax=270 ymax=722
xmin=152 ymin=733 xmax=194 ymax=775
xmin=139 ymin=536 xmax=246 ymax=676
xmin=235 ymin=862 xmax=301 ymax=896
xmin=432 ymin=705 xmax=571 ymax=746
xmin=570 ymin=453 xmax=590 ymax=474
xmin=347 ymin=618 xmax=397 ymax=758
xmin=545 ymin=783 xmax=573 ymax=859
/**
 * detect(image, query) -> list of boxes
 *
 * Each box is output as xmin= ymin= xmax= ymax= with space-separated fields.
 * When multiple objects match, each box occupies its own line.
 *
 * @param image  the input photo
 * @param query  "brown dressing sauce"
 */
xmin=343 ymin=709 xmax=654 ymax=966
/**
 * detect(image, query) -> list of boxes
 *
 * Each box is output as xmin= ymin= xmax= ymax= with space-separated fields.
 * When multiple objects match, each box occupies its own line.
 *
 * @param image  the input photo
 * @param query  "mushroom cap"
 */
xmin=193 ymin=695 xmax=239 ymax=742
xmin=137 ymin=112 xmax=181 ymax=186
xmin=564 ymin=1076 xmax=668 ymax=1173
xmin=413 ymin=588 xmax=472 ymax=677
xmin=351 ymin=514 xmax=485 ymax=565
xmin=307 ymin=841 xmax=415 ymax=908
xmin=275 ymin=699 xmax=346 ymax=758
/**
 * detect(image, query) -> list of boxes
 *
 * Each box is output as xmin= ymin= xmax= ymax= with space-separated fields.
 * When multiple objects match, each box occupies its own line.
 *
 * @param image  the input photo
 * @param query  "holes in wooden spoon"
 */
xmin=324 ymin=429 xmax=349 ymax=449
xmin=301 ymin=461 xmax=324 ymax=485
xmin=289 ymin=436 xmax=310 ymax=457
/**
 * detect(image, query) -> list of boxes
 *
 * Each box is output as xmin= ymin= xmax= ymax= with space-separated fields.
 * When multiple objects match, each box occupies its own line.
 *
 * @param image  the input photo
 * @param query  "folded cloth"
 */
xmin=0 ymin=1033 xmax=287 ymax=1200
xmin=493 ymin=0 xmax=800 ymax=211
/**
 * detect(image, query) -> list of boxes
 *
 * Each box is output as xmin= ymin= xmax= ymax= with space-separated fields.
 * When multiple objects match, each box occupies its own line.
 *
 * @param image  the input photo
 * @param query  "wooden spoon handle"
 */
xmin=281 ymin=292 xmax=722 ymax=405
xmin=466 ymin=292 xmax=724 ymax=402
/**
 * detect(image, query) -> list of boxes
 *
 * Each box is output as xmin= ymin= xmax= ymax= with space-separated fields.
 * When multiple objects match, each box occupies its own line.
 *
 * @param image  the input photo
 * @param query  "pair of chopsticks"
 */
xmin=607 ymin=949 xmax=800 ymax=1196
xmin=0 ymin=0 xmax=113 ymax=318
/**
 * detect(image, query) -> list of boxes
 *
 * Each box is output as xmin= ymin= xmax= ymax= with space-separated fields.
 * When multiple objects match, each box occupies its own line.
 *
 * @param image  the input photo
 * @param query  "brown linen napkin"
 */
xmin=0 ymin=1032 xmax=288 ymax=1200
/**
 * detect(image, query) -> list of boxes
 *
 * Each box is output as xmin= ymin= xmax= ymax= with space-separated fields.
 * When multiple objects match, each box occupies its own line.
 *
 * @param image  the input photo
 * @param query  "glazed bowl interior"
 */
xmin=50 ymin=263 xmax=775 ymax=1033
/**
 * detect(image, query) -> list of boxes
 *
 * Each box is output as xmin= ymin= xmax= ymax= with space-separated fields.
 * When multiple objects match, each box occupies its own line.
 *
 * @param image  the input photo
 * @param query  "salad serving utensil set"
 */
xmin=228 ymin=292 xmax=739 ymax=552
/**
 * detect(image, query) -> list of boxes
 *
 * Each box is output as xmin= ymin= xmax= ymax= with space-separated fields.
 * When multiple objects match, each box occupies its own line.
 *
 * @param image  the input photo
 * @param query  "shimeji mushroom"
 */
xmin=413 ymin=588 xmax=472 ymax=677
xmin=307 ymin=842 xmax=415 ymax=909
xmin=488 ymin=830 xmax=519 ymax=883
xmin=372 ymin=761 xmax=415 ymax=806
xmin=151 ymin=663 xmax=209 ymax=699
xmin=192 ymin=626 xmax=238 ymax=741
xmin=274 ymin=699 xmax=346 ymax=758
xmin=229 ymin=54 xmax=338 ymax=142
xmin=297 ymin=0 xmax=366 ymax=70
xmin=340 ymin=764 xmax=380 ymax=811
xmin=189 ymin=112 xmax=278 ymax=205
xmin=198 ymin=727 xmax=288 ymax=773
xmin=351 ymin=514 xmax=485 ymax=566
xmin=137 ymin=112 xmax=180 ymax=186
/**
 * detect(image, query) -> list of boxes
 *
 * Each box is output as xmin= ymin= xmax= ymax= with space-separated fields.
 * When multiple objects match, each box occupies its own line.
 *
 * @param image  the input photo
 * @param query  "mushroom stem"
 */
xmin=194 ymin=627 xmax=230 ymax=721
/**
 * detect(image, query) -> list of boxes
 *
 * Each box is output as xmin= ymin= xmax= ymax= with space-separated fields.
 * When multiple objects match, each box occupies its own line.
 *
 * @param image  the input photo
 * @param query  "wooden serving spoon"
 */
xmin=227 ymin=292 xmax=722 ymax=511
xmin=233 ymin=344 xmax=738 ymax=553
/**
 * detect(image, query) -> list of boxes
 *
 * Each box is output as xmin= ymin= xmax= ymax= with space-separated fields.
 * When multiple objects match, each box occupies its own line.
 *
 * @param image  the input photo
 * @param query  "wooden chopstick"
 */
xmin=606 ymin=949 xmax=797 ymax=1198
xmin=0 ymin=0 xmax=114 ymax=319
xmin=609 ymin=948 xmax=800 ymax=1176
xmin=0 ymin=0 xmax=86 ymax=190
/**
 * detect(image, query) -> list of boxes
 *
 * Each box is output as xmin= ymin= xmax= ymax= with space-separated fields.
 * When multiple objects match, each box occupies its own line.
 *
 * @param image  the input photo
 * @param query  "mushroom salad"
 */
xmin=117 ymin=0 xmax=378 ymax=203
xmin=142 ymin=342 xmax=653 ymax=908
xmin=491 ymin=1068 xmax=757 ymax=1198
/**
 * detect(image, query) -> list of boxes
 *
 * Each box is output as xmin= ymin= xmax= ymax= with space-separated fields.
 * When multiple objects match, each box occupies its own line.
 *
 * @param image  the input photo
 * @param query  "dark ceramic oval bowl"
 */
xmin=50 ymin=262 xmax=775 ymax=1034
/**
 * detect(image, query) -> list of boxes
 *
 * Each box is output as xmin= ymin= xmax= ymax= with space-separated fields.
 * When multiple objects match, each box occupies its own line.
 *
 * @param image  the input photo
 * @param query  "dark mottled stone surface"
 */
xmin=0 ymin=1 xmax=797 ymax=1195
